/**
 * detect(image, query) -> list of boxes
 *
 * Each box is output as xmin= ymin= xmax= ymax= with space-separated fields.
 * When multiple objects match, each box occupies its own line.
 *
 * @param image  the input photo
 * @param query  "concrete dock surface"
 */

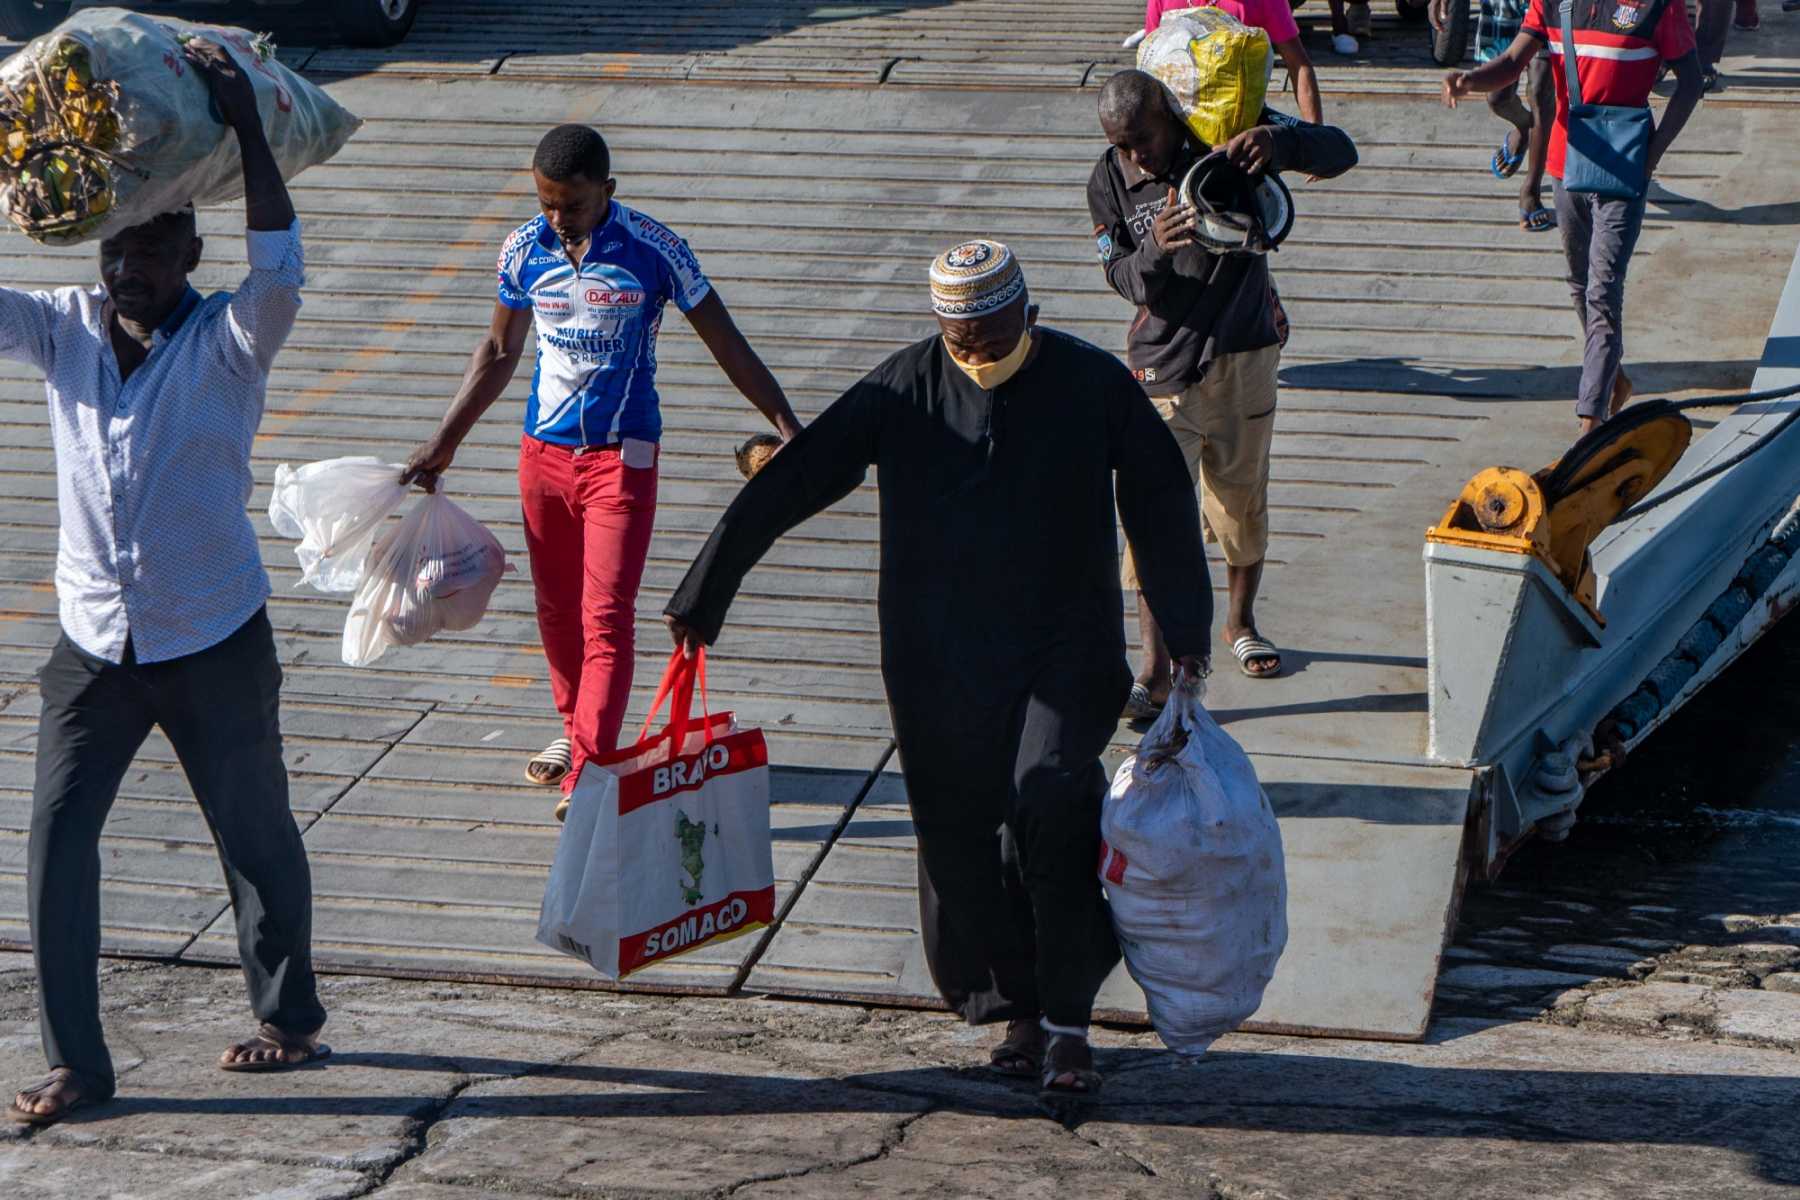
xmin=0 ymin=0 xmax=1798 ymax=1193
xmin=5 ymin=0 xmax=1798 ymax=1034
xmin=3 ymin=914 xmax=1800 ymax=1199
xmin=9 ymin=752 xmax=1800 ymax=1197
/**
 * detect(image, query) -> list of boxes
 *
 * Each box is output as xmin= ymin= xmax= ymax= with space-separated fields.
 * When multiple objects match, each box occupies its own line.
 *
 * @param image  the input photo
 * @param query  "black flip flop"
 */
xmin=7 ymin=1069 xmax=103 ymax=1127
xmin=219 ymin=1024 xmax=332 ymax=1073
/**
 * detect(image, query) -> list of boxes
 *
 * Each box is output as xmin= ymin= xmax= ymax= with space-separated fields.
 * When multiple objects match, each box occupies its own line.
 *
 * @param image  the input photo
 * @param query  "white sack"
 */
xmin=1101 ymin=680 xmax=1288 ymax=1056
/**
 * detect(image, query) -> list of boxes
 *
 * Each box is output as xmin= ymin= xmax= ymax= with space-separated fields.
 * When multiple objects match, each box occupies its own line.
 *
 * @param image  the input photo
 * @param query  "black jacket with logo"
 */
xmin=1085 ymin=110 xmax=1358 ymax=397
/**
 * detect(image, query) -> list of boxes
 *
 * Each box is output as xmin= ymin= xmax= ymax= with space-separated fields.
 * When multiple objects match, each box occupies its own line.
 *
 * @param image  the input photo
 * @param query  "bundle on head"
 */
xmin=1 ymin=13 xmax=360 ymax=247
xmin=1 ymin=38 xmax=123 ymax=242
xmin=736 ymin=434 xmax=783 ymax=480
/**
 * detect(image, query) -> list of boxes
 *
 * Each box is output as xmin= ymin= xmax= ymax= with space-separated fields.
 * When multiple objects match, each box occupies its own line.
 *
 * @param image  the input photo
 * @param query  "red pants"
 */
xmin=518 ymin=435 xmax=658 ymax=791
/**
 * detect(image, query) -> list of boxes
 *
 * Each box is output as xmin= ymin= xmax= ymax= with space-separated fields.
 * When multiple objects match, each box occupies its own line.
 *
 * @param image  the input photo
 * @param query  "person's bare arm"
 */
xmin=1649 ymin=52 xmax=1704 ymax=176
xmin=1273 ymin=37 xmax=1324 ymax=125
xmin=184 ymin=40 xmax=294 ymax=232
xmin=686 ymin=291 xmax=802 ymax=441
xmin=402 ymin=302 xmax=533 ymax=490
xmin=1443 ymin=31 xmax=1541 ymax=106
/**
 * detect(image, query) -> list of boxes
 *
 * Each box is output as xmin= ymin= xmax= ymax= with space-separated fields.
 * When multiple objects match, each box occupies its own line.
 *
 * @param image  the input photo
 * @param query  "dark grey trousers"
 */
xmin=1554 ymin=180 xmax=1649 ymax=420
xmin=30 ymin=608 xmax=324 ymax=1098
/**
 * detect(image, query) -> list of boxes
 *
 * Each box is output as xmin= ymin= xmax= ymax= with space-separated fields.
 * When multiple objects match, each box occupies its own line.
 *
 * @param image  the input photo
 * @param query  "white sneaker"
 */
xmin=1332 ymin=32 xmax=1360 ymax=53
xmin=1122 ymin=28 xmax=1148 ymax=48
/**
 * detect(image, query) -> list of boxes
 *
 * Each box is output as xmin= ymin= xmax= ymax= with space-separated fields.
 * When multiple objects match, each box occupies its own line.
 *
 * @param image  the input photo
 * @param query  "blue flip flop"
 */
xmin=1519 ymin=206 xmax=1556 ymax=233
xmin=1491 ymin=135 xmax=1526 ymax=180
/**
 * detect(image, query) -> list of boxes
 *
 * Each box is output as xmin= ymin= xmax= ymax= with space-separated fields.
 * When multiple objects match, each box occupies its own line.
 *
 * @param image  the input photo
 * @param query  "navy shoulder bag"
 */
xmin=1558 ymin=0 xmax=1656 ymax=200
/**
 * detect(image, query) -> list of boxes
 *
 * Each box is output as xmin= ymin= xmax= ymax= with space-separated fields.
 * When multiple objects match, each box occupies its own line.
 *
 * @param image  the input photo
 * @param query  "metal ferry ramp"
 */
xmin=1 ymin=0 xmax=1796 ymax=1038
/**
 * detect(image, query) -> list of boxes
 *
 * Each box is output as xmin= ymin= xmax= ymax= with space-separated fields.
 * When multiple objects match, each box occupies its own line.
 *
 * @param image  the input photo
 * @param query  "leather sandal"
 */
xmin=1039 ymin=1034 xmax=1102 ymax=1108
xmin=989 ymin=1018 xmax=1047 ymax=1078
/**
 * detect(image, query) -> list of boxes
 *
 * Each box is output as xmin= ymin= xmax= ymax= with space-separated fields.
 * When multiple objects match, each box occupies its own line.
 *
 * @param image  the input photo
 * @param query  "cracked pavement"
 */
xmin=2 ymin=951 xmax=1797 ymax=1199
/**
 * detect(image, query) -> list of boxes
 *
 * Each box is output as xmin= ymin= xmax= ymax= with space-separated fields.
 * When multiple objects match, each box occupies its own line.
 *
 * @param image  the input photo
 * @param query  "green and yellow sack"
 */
xmin=1137 ymin=8 xmax=1272 ymax=149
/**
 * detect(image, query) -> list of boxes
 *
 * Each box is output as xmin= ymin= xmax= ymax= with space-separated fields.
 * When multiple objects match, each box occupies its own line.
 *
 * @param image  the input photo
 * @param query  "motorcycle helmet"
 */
xmin=1178 ymin=151 xmax=1295 ymax=255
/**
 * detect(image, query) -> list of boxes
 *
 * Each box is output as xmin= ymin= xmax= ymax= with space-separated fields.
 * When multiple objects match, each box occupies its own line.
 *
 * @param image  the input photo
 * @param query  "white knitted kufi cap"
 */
xmin=929 ymin=239 xmax=1026 ymax=320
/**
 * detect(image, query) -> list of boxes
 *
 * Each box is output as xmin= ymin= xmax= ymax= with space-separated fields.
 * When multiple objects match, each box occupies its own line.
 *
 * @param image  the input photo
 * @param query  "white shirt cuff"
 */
xmin=245 ymin=219 xmax=302 ymax=270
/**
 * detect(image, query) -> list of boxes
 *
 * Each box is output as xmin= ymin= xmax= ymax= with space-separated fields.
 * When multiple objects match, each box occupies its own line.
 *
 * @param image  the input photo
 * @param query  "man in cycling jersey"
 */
xmin=403 ymin=124 xmax=801 ymax=816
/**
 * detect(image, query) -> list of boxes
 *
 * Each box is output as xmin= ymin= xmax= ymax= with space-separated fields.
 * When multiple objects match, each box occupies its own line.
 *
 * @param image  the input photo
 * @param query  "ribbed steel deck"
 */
xmin=1 ymin=0 xmax=1795 ymax=1038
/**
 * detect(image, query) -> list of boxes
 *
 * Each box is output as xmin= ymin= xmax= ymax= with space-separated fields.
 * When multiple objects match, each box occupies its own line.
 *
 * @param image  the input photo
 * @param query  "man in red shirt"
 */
xmin=1442 ymin=0 xmax=1703 ymax=434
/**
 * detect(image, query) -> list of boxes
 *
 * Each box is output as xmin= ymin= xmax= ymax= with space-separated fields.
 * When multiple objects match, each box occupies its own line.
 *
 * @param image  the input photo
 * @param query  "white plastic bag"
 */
xmin=1100 ymin=678 xmax=1287 ymax=1056
xmin=269 ymin=456 xmax=409 ymax=593
xmin=0 ymin=10 xmax=361 ymax=244
xmin=342 ymin=491 xmax=509 ymax=667
xmin=539 ymin=649 xmax=776 ymax=979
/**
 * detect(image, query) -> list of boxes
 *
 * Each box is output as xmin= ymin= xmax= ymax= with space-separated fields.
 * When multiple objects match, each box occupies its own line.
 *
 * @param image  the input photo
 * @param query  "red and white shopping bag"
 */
xmin=537 ymin=649 xmax=775 ymax=979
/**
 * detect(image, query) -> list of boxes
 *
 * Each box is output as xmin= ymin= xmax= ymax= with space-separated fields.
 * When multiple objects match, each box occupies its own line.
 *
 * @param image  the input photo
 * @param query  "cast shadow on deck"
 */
xmin=1280 ymin=358 xmax=1764 ymax=399
xmin=1650 ymin=193 xmax=1800 ymax=228
xmin=69 ymin=1045 xmax=1800 ymax=1185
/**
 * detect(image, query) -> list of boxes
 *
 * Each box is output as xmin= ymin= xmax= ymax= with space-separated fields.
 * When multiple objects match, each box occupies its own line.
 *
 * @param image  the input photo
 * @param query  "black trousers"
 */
xmin=897 ymin=654 xmax=1127 ymax=1029
xmin=30 ymin=608 xmax=324 ymax=1097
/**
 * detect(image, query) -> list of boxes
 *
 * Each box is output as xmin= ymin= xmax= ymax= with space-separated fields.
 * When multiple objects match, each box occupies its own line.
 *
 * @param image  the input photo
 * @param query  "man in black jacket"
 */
xmin=1088 ymin=70 xmax=1356 ymax=703
xmin=664 ymin=241 xmax=1212 ymax=1105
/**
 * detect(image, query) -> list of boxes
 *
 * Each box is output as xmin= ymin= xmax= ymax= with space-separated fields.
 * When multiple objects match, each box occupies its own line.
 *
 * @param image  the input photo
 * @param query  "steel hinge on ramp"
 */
xmin=746 ymin=752 xmax=1476 ymax=1042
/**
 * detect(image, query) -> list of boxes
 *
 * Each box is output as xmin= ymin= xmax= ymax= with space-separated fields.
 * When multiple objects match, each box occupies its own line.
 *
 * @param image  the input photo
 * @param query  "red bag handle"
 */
xmin=637 ymin=647 xmax=713 ymax=747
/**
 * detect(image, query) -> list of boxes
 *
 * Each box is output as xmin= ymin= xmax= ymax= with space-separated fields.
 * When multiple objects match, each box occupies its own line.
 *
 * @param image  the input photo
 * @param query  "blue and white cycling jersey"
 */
xmin=498 ymin=202 xmax=711 ymax=446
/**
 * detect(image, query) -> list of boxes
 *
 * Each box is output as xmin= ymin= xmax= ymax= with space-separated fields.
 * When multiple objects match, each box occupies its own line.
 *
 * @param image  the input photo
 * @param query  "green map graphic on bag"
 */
xmin=537 ymin=648 xmax=777 ymax=981
xmin=676 ymin=809 xmax=706 ymax=906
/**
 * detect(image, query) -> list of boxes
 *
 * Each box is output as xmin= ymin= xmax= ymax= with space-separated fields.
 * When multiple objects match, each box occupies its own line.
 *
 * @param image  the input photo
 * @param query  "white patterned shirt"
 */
xmin=0 ymin=221 xmax=304 ymax=664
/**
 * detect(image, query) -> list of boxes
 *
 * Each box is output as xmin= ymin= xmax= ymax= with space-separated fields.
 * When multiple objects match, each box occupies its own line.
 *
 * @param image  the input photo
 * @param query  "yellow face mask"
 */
xmin=947 ymin=330 xmax=1032 ymax=390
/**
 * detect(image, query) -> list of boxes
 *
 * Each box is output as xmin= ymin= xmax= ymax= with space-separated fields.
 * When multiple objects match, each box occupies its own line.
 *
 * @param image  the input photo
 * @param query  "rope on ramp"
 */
xmin=1614 ymin=381 xmax=1800 ymax=522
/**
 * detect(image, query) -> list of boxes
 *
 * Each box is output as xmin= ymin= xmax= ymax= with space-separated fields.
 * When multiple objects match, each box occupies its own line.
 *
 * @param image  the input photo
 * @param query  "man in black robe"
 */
xmin=664 ymin=241 xmax=1212 ymax=1102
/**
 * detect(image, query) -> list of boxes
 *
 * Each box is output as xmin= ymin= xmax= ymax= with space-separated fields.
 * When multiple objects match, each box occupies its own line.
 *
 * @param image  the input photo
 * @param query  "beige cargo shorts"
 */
xmin=1122 ymin=343 xmax=1279 ymax=589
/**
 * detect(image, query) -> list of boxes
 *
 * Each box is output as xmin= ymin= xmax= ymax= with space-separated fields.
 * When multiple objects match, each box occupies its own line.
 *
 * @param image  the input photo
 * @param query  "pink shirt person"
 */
xmin=1145 ymin=0 xmax=1302 ymax=43
xmin=1142 ymin=0 xmax=1324 ymax=125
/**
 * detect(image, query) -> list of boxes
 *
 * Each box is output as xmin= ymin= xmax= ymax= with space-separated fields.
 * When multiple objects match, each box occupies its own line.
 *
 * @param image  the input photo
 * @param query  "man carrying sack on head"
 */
xmin=0 ymin=42 xmax=326 ymax=1128
xmin=1443 ymin=0 xmax=1703 ymax=436
xmin=664 ymin=241 xmax=1214 ymax=1108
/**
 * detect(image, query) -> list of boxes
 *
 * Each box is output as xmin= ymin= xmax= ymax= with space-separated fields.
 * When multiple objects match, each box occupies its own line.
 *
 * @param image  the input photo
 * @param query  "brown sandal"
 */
xmin=219 ymin=1023 xmax=332 ymax=1073
xmin=1038 ymin=1034 xmax=1102 ymax=1108
xmin=988 ymin=1018 xmax=1047 ymax=1078
xmin=8 ymin=1068 xmax=99 ymax=1127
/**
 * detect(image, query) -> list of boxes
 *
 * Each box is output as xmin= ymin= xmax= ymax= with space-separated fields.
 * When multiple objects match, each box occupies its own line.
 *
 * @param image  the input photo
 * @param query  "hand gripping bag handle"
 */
xmin=637 ymin=647 xmax=713 ymax=748
xmin=1137 ymin=667 xmax=1208 ymax=770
